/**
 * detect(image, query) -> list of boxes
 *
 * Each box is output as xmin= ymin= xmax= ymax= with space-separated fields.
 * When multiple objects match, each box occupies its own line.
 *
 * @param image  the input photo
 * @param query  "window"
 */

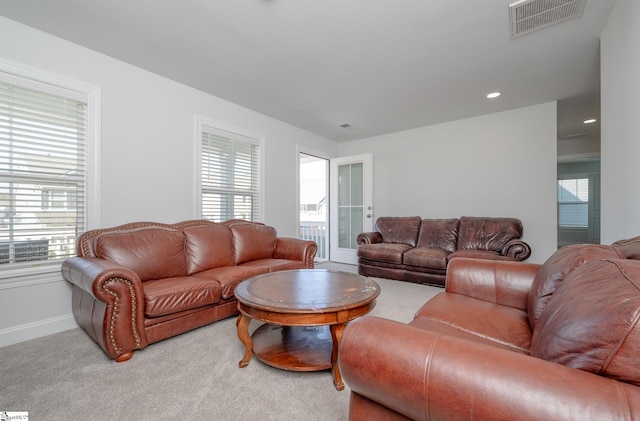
xmin=197 ymin=119 xmax=262 ymax=222
xmin=0 ymin=68 xmax=95 ymax=270
xmin=558 ymin=178 xmax=588 ymax=227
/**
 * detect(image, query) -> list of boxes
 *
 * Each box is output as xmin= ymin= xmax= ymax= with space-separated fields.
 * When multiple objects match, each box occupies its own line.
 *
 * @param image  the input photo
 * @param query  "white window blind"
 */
xmin=200 ymin=127 xmax=260 ymax=222
xmin=558 ymin=178 xmax=588 ymax=227
xmin=0 ymin=75 xmax=87 ymax=269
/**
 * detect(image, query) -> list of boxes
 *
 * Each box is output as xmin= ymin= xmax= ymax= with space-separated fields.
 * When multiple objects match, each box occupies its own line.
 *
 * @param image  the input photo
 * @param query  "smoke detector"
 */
xmin=509 ymin=0 xmax=586 ymax=38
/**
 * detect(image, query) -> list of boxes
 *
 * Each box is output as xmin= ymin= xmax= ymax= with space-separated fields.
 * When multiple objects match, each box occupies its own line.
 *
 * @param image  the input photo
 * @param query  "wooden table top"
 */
xmin=235 ymin=269 xmax=380 ymax=313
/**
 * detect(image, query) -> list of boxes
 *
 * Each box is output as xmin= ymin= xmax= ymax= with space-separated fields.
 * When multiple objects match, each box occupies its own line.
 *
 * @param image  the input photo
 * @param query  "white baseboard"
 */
xmin=0 ymin=314 xmax=78 ymax=348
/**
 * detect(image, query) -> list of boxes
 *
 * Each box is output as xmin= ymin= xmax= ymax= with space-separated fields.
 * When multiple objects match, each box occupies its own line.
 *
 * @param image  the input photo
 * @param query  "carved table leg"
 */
xmin=236 ymin=312 xmax=253 ymax=368
xmin=330 ymin=322 xmax=347 ymax=391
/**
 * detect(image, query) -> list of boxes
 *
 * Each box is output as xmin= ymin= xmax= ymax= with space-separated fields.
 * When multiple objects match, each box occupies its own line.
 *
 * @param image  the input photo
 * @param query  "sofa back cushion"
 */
xmin=94 ymin=227 xmax=188 ymax=281
xmin=374 ymin=216 xmax=422 ymax=247
xmin=531 ymin=259 xmax=640 ymax=386
xmin=416 ymin=218 xmax=459 ymax=252
xmin=231 ymin=223 xmax=277 ymax=264
xmin=527 ymin=244 xmax=624 ymax=329
xmin=456 ymin=216 xmax=523 ymax=252
xmin=183 ymin=225 xmax=236 ymax=274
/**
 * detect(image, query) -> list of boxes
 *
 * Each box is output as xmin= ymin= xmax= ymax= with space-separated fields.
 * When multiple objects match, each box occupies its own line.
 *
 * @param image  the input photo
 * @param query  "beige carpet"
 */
xmin=0 ymin=263 xmax=441 ymax=421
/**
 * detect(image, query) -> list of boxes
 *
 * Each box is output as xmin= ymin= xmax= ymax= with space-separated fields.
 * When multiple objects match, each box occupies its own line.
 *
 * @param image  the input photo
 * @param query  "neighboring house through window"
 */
xmin=196 ymin=117 xmax=263 ymax=222
xmin=0 ymin=62 xmax=99 ymax=274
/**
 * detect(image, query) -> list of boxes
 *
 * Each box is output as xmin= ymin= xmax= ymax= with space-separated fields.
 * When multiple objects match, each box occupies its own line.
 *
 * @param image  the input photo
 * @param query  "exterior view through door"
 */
xmin=299 ymin=153 xmax=328 ymax=261
xmin=299 ymin=153 xmax=373 ymax=265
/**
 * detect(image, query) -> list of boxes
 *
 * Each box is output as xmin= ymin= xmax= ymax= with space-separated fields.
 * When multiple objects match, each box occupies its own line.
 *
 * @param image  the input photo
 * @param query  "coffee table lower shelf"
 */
xmin=252 ymin=324 xmax=333 ymax=371
xmin=234 ymin=269 xmax=380 ymax=391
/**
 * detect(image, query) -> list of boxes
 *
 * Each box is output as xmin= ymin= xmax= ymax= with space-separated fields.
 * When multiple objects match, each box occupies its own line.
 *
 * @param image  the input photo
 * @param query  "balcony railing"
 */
xmin=299 ymin=221 xmax=327 ymax=261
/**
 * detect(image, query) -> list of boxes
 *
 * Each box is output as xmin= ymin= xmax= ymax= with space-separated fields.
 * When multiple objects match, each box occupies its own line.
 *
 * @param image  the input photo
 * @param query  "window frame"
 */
xmin=0 ymin=59 xmax=101 ymax=282
xmin=557 ymin=177 xmax=589 ymax=229
xmin=194 ymin=116 xmax=264 ymax=223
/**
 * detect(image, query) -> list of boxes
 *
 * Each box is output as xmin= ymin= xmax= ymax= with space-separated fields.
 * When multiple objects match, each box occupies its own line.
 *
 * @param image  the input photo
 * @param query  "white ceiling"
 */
xmin=0 ymin=0 xmax=615 ymax=142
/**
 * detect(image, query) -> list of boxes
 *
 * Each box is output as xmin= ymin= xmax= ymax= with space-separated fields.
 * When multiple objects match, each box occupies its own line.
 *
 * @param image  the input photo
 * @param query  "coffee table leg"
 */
xmin=236 ymin=312 xmax=253 ymax=368
xmin=330 ymin=323 xmax=347 ymax=391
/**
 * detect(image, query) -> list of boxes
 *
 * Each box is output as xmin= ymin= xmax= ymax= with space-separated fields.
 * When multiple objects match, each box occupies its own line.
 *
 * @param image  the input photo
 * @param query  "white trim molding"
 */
xmin=0 ymin=313 xmax=78 ymax=348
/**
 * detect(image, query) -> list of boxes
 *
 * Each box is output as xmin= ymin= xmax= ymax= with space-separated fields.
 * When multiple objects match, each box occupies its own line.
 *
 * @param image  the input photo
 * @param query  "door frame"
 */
xmin=329 ymin=153 xmax=373 ymax=265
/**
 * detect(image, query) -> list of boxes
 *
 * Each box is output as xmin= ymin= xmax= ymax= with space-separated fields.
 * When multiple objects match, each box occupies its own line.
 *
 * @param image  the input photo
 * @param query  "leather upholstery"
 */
xmin=402 ymin=247 xmax=448 ymax=270
xmin=143 ymin=276 xmax=223 ymax=317
xmin=411 ymin=293 xmax=532 ymax=353
xmin=374 ymin=216 xmax=422 ymax=246
xmin=456 ymin=216 xmax=523 ymax=251
xmin=62 ymin=219 xmax=317 ymax=361
xmin=357 ymin=243 xmax=412 ymax=264
xmin=230 ymin=223 xmax=277 ymax=264
xmin=531 ymin=258 xmax=640 ymax=385
xmin=613 ymin=235 xmax=640 ymax=259
xmin=357 ymin=216 xmax=531 ymax=286
xmin=415 ymin=218 xmax=459 ymax=252
xmin=94 ymin=227 xmax=188 ymax=281
xmin=183 ymin=225 xmax=235 ymax=274
xmin=339 ymin=247 xmax=640 ymax=420
xmin=526 ymin=244 xmax=624 ymax=329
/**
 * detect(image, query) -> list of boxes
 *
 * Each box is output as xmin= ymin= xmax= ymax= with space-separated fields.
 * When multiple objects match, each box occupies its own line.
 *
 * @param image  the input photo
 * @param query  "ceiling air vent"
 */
xmin=509 ymin=0 xmax=586 ymax=38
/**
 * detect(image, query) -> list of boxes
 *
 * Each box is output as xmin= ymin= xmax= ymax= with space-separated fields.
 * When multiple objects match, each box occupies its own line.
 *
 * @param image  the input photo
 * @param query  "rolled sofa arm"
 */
xmin=613 ymin=235 xmax=640 ymax=259
xmin=273 ymin=237 xmax=317 ymax=268
xmin=501 ymin=239 xmax=532 ymax=260
xmin=61 ymin=257 xmax=147 ymax=361
xmin=339 ymin=317 xmax=640 ymax=421
xmin=356 ymin=231 xmax=382 ymax=245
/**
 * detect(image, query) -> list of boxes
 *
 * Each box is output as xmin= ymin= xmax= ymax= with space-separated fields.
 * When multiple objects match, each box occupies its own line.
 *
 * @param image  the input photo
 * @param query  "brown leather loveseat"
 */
xmin=357 ymin=216 xmax=531 ymax=286
xmin=338 ymin=239 xmax=640 ymax=420
xmin=61 ymin=219 xmax=317 ymax=362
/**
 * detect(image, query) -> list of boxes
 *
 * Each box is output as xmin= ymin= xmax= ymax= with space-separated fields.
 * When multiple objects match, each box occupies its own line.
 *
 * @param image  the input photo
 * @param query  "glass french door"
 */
xmin=329 ymin=154 xmax=373 ymax=264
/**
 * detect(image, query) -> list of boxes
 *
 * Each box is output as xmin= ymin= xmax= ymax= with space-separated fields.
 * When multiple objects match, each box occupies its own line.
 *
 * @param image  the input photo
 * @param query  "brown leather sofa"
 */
xmin=61 ymin=219 xmax=317 ymax=362
xmin=357 ymin=216 xmax=531 ymax=286
xmin=338 ymin=239 xmax=640 ymax=421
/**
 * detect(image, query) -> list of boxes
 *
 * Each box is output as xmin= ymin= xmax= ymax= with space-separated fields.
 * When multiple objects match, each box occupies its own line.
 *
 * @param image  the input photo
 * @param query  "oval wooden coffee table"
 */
xmin=234 ymin=269 xmax=380 ymax=391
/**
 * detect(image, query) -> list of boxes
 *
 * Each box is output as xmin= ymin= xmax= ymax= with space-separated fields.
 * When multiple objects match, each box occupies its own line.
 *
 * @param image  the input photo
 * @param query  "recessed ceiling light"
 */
xmin=486 ymin=92 xmax=501 ymax=99
xmin=583 ymin=119 xmax=597 ymax=124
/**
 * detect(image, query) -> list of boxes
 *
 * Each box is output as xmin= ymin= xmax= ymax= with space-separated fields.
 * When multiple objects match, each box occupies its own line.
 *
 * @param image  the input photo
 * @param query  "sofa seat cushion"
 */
xmin=194 ymin=266 xmax=269 ymax=299
xmin=527 ymin=244 xmax=624 ymax=329
xmin=94 ymin=227 xmax=188 ymax=281
xmin=358 ymin=243 xmax=412 ymax=264
xmin=413 ymin=293 xmax=532 ymax=353
xmin=143 ymin=276 xmax=223 ymax=317
xmin=531 ymin=259 xmax=640 ymax=386
xmin=403 ymin=247 xmax=449 ymax=270
xmin=447 ymin=249 xmax=511 ymax=261
xmin=183 ymin=225 xmax=235 ymax=274
xmin=240 ymin=259 xmax=308 ymax=273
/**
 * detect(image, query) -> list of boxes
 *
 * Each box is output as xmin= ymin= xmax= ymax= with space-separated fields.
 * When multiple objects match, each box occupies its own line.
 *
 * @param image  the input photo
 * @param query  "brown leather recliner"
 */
xmin=61 ymin=219 xmax=317 ymax=362
xmin=339 ymin=240 xmax=640 ymax=420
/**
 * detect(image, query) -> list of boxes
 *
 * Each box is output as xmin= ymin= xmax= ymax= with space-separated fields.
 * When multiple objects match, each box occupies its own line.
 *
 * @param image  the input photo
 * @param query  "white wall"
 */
xmin=600 ymin=0 xmax=640 ymax=243
xmin=338 ymin=103 xmax=558 ymax=264
xmin=5 ymin=4 xmax=631 ymax=345
xmin=0 ymin=16 xmax=338 ymax=345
